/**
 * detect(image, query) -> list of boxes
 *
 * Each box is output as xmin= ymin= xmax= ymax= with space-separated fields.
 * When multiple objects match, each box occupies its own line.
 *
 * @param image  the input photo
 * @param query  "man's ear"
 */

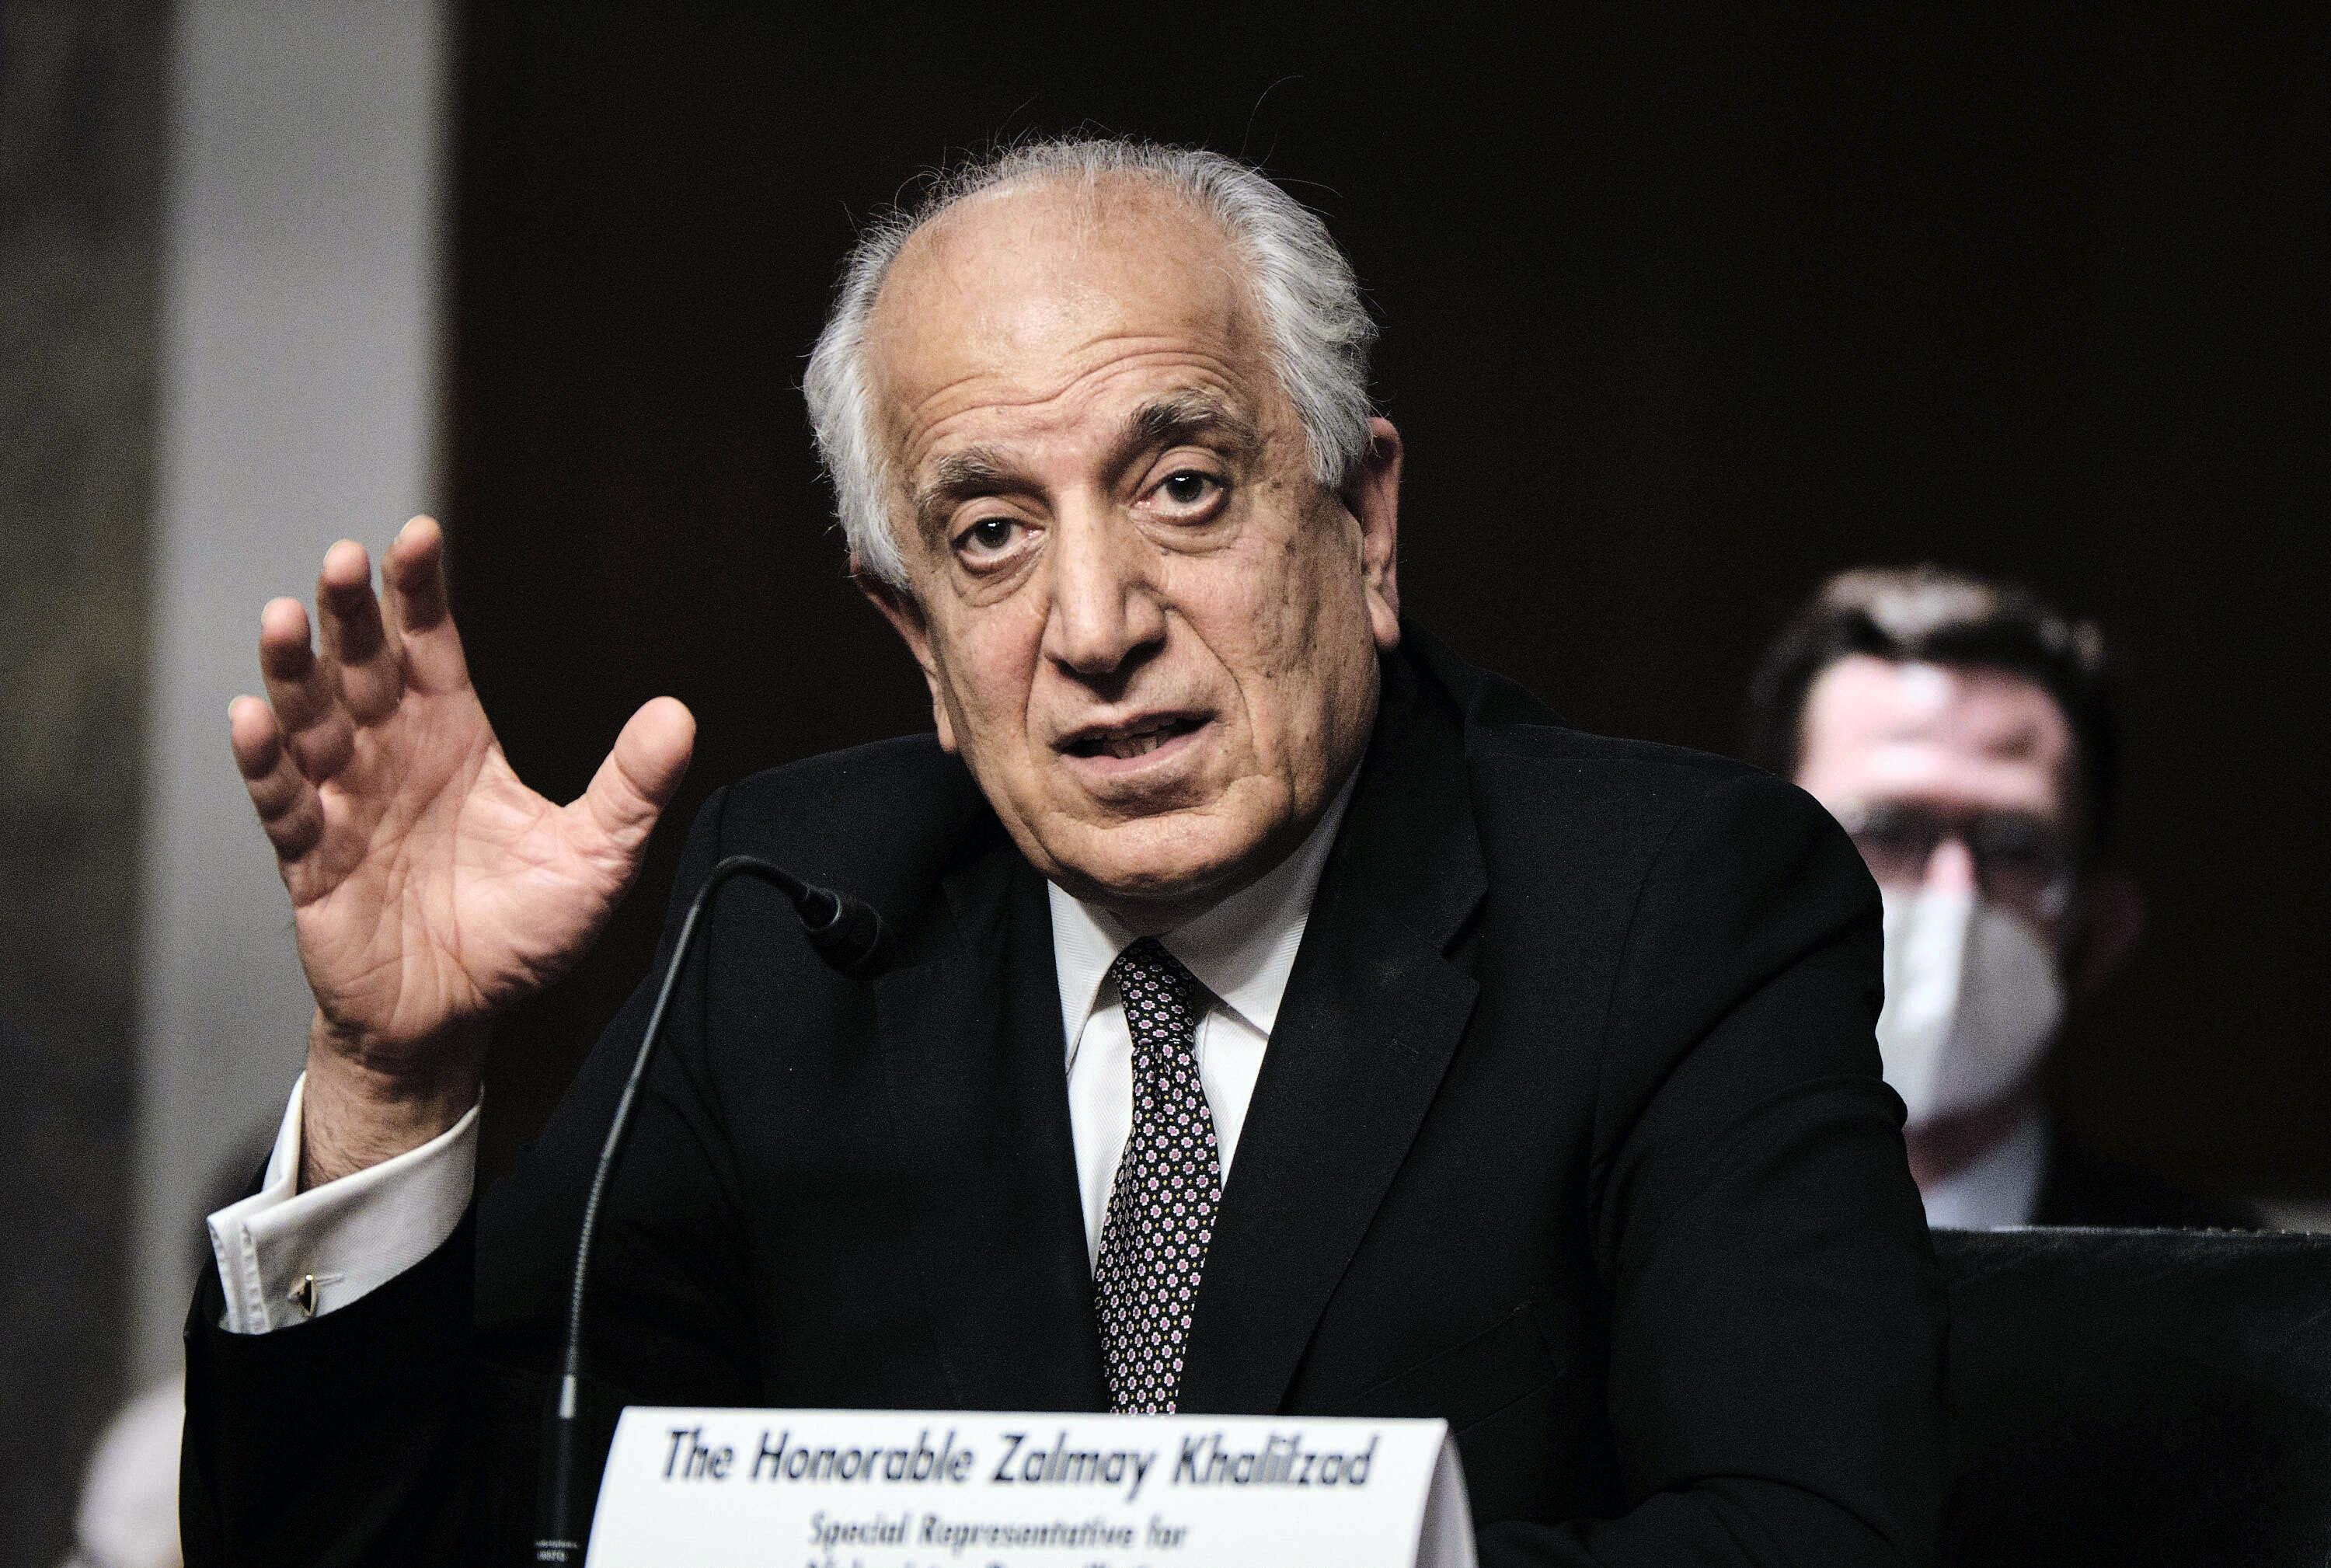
xmin=1343 ymin=416 xmax=1403 ymax=650
xmin=2068 ymin=868 xmax=2146 ymax=997
xmin=854 ymin=559 xmax=960 ymax=753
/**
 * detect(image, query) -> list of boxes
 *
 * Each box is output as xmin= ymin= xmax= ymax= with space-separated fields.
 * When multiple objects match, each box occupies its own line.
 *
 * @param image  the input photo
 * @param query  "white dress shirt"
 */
xmin=207 ymin=775 xmax=1354 ymax=1333
xmin=207 ymin=1073 xmax=479 ymax=1331
xmin=1052 ymin=772 xmax=1353 ymax=1264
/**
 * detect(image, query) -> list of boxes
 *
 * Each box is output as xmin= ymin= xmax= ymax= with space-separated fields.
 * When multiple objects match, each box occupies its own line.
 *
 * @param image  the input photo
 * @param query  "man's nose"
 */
xmin=1922 ymin=836 xmax=1979 ymax=895
xmin=1040 ymin=503 xmax=1166 ymax=678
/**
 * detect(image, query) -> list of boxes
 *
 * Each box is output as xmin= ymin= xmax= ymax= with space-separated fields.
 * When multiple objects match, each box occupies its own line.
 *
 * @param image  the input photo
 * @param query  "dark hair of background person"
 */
xmin=1744 ymin=565 xmax=2120 ymax=849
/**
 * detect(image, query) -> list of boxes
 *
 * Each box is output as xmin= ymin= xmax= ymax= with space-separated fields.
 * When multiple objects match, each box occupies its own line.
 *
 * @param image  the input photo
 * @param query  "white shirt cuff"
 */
xmin=206 ymin=1073 xmax=479 ymax=1333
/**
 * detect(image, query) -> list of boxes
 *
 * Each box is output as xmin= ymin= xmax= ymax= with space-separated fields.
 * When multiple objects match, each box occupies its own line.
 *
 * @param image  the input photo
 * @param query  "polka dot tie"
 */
xmin=1093 ymin=937 xmax=1222 ymax=1413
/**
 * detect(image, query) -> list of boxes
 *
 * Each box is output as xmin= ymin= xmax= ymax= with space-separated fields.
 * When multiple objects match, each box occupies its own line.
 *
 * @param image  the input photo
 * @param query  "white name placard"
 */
xmin=585 ymin=1408 xmax=1476 ymax=1568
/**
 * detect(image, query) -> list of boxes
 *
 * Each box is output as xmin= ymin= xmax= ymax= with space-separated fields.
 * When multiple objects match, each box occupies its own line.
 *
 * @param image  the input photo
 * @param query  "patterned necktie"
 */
xmin=1093 ymin=937 xmax=1223 ymax=1413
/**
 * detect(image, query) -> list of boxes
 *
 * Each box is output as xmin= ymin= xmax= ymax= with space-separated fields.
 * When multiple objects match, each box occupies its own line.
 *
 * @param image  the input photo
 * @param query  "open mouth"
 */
xmin=1063 ymin=714 xmax=1207 ymax=761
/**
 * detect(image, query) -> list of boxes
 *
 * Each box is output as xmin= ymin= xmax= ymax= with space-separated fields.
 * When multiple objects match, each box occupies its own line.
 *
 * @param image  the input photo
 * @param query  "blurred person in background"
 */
xmin=52 ymin=1131 xmax=269 ymax=1568
xmin=1747 ymin=565 xmax=2255 ymax=1230
xmin=56 ymin=1378 xmax=181 ymax=1568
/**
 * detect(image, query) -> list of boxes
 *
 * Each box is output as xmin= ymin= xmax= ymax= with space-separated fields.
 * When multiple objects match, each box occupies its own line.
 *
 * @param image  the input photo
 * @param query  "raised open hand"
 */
xmin=229 ymin=517 xmax=694 ymax=1181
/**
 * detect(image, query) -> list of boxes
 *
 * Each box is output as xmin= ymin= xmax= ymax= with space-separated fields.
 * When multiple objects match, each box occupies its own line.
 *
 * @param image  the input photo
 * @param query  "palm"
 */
xmin=289 ymin=696 xmax=611 ymax=1051
xmin=232 ymin=521 xmax=694 ymax=1070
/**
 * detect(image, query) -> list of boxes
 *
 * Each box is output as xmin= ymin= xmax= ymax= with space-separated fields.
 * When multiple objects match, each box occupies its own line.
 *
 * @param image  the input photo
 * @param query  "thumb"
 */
xmin=577 ymin=696 xmax=696 ymax=861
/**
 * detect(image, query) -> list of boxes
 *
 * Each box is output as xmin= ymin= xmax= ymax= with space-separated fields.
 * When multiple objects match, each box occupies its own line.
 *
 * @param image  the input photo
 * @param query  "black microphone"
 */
xmin=533 ymin=855 xmax=885 ymax=1563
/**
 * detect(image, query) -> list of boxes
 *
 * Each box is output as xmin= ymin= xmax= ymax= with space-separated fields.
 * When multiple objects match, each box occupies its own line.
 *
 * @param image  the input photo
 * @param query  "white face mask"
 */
xmin=1876 ymin=883 xmax=2065 ymax=1127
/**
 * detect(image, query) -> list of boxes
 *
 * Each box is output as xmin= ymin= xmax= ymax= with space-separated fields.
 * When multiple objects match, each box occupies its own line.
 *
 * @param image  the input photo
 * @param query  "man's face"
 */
xmin=858 ymin=177 xmax=1402 ymax=929
xmin=1796 ymin=655 xmax=2080 ymax=940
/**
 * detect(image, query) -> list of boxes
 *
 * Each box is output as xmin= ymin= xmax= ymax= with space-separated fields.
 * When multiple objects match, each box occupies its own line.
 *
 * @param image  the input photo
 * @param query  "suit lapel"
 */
xmin=1177 ymin=649 xmax=1488 ymax=1414
xmin=873 ymin=842 xmax=1108 ymax=1412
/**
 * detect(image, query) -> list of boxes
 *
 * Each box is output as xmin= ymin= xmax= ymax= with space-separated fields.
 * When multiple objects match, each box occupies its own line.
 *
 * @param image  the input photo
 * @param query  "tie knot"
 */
xmin=1110 ymin=937 xmax=1200 ymax=1046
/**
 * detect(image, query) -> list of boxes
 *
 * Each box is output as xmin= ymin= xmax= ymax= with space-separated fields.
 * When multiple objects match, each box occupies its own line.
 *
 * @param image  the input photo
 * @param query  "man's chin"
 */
xmin=1033 ymin=812 xmax=1274 ymax=929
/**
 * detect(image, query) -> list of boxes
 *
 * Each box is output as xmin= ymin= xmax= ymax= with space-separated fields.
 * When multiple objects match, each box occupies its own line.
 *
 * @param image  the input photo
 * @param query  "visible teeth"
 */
xmin=1082 ymin=718 xmax=1191 ymax=760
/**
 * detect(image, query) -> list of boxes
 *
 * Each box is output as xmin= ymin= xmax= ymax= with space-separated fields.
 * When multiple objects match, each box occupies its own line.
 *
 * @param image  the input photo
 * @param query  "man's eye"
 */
xmin=958 ymin=517 xmax=1019 ymax=556
xmin=1158 ymin=471 xmax=1218 ymax=507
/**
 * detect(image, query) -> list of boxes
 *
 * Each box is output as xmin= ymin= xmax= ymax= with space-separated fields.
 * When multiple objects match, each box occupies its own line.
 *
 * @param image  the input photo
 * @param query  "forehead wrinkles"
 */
xmin=862 ymin=179 xmax=1276 ymax=474
xmin=893 ymin=339 xmax=1270 ymax=476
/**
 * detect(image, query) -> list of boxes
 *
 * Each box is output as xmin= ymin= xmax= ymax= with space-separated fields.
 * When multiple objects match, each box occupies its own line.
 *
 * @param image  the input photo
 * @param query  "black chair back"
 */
xmin=1936 ymin=1227 xmax=2331 ymax=1566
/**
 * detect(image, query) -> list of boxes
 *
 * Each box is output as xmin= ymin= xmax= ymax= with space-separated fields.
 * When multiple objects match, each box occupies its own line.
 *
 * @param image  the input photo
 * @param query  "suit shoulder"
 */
xmin=702 ymin=733 xmax=1000 ymax=905
xmin=1465 ymin=716 xmax=1810 ymax=831
xmin=724 ymin=733 xmax=973 ymax=819
xmin=1398 ymin=621 xmax=1833 ymax=866
xmin=1404 ymin=618 xmax=1783 ymax=811
xmin=1459 ymin=714 xmax=1860 ymax=920
xmin=1469 ymin=719 xmax=1766 ymax=787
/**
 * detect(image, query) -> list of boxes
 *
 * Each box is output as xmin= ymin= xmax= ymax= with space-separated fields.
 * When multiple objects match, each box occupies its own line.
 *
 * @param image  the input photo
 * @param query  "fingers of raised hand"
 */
xmin=315 ymin=539 xmax=405 ymax=724
xmin=573 ymin=696 xmax=697 ymax=865
xmin=229 ymin=695 xmax=326 ymax=859
xmin=258 ymin=595 xmax=357 ymax=779
xmin=379 ymin=517 xmax=473 ymax=696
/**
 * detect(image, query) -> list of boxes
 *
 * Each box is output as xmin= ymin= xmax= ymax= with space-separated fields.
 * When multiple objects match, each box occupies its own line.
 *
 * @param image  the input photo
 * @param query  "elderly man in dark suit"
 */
xmin=188 ymin=140 xmax=1949 ymax=1566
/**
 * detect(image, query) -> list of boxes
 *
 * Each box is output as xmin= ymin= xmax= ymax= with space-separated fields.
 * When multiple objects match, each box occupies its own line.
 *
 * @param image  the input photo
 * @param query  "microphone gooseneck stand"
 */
xmin=533 ymin=855 xmax=886 ymax=1564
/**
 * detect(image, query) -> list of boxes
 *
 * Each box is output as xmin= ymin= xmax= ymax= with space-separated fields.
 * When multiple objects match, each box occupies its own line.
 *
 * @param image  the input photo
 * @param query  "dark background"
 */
xmin=444 ymin=5 xmax=2327 ymax=1199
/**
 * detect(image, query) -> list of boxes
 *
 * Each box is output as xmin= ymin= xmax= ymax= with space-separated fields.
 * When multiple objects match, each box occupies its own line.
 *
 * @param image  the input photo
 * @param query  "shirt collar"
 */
xmin=1049 ymin=768 xmax=1357 ymax=1064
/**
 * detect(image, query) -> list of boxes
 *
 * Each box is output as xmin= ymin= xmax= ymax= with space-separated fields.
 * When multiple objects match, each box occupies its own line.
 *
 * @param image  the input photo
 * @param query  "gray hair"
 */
xmin=802 ymin=138 xmax=1379 ymax=587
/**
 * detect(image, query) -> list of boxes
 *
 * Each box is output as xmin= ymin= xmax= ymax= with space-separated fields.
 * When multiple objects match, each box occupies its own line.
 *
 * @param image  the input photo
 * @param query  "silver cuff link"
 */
xmin=290 ymin=1272 xmax=345 ymax=1317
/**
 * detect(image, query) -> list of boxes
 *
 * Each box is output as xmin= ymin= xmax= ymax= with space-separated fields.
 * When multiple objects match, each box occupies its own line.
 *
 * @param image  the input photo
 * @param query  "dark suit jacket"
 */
xmin=183 ymin=626 xmax=1952 ymax=1566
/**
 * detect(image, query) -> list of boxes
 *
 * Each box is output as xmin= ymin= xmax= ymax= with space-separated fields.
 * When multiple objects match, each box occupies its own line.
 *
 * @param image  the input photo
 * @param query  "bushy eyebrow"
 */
xmin=908 ymin=387 xmax=1263 ymax=541
xmin=911 ymin=448 xmax=1013 ymax=541
xmin=1127 ymin=388 xmax=1263 ymax=463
